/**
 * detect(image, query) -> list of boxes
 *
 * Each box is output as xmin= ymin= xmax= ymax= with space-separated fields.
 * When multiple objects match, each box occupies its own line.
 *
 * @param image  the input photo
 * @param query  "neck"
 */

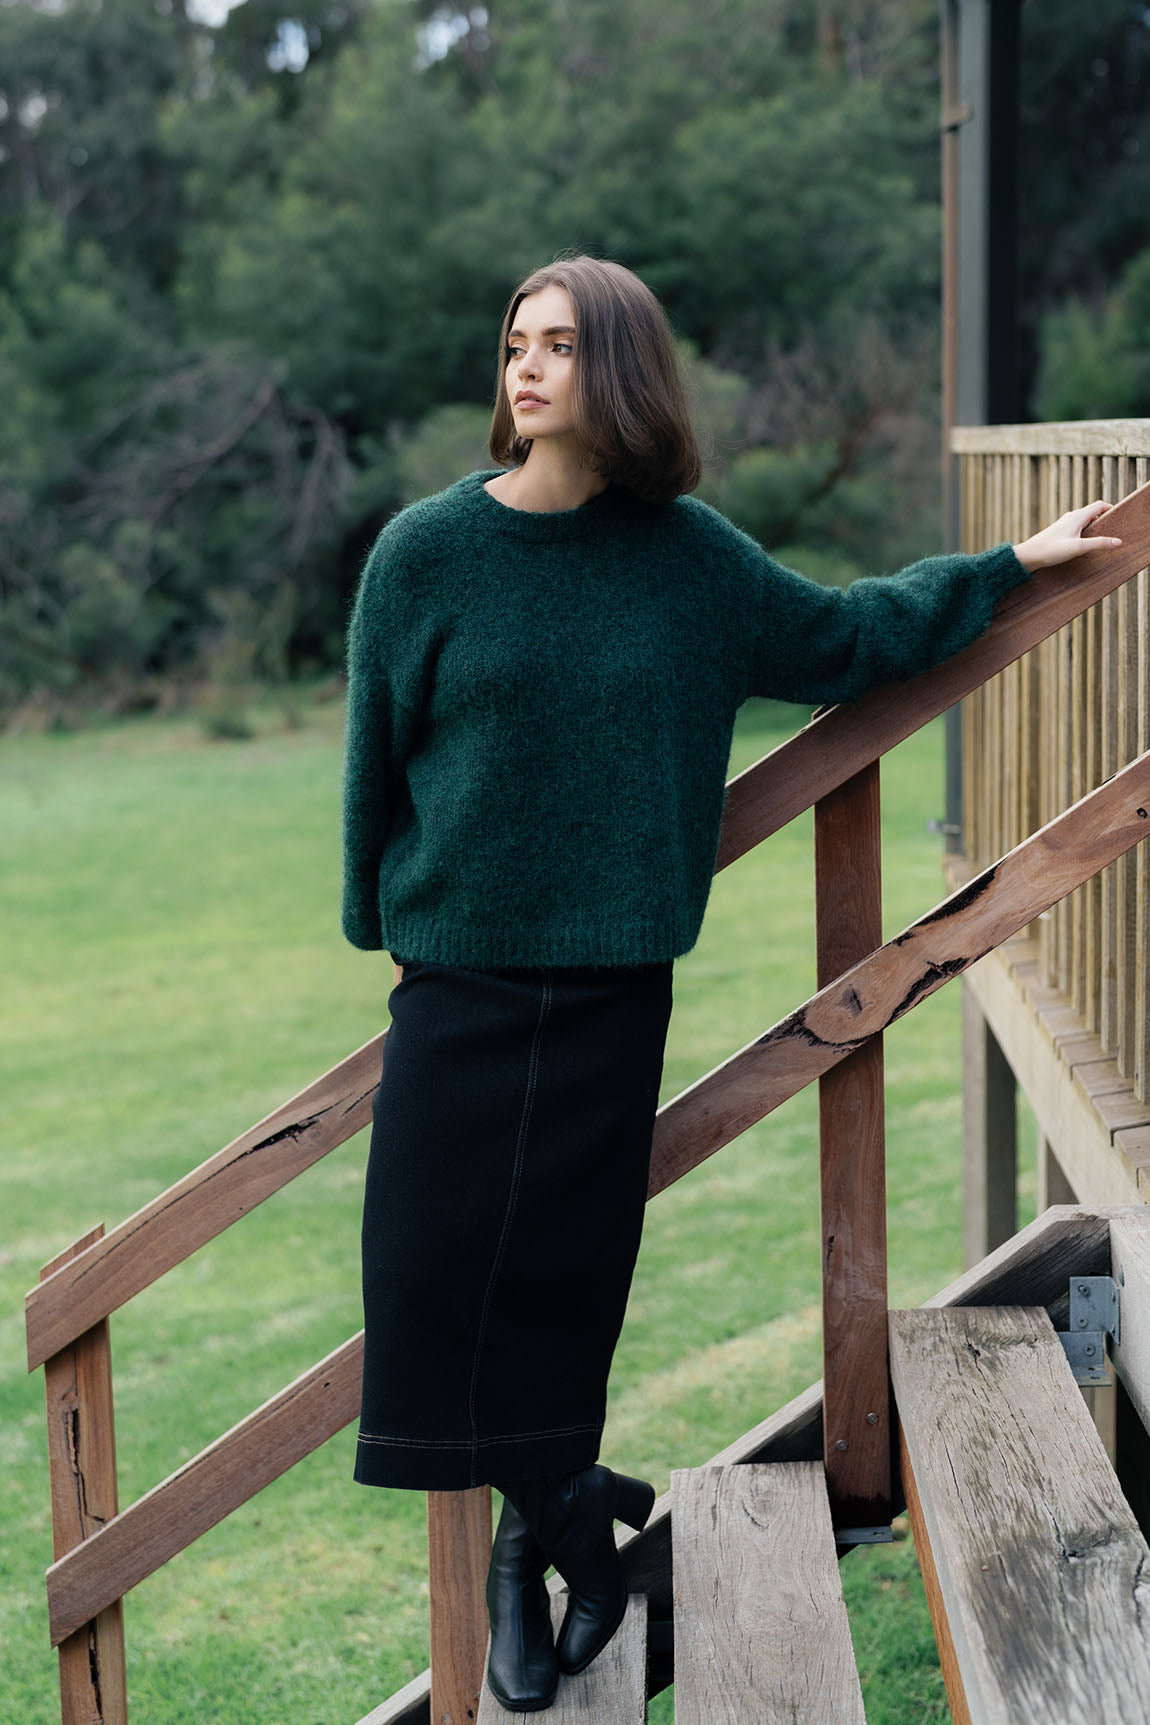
xmin=499 ymin=440 xmax=609 ymax=512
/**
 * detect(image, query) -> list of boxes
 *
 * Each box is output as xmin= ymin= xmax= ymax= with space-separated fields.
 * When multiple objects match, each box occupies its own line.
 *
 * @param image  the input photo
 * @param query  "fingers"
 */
xmin=1070 ymin=500 xmax=1121 ymax=548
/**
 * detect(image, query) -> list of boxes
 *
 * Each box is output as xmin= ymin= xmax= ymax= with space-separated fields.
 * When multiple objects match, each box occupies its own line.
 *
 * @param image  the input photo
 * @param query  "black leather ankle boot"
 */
xmin=495 ymin=1465 xmax=655 ymax=1676
xmin=485 ymin=1493 xmax=559 ymax=1712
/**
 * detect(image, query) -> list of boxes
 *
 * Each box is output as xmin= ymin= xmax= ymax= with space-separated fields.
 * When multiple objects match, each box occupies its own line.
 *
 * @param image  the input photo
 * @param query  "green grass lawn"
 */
xmin=1 ymin=695 xmax=1036 ymax=1722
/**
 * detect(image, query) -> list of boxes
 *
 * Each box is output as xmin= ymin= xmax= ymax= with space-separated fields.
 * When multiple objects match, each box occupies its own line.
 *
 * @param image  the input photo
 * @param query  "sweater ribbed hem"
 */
xmin=376 ymin=911 xmax=698 ymax=968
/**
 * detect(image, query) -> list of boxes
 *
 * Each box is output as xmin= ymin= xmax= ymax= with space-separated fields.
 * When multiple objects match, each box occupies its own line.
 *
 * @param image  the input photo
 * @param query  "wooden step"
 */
xmin=671 ymin=1462 xmax=865 ymax=1724
xmin=891 ymin=1304 xmax=1150 ymax=1723
xmin=476 ymin=1591 xmax=647 ymax=1723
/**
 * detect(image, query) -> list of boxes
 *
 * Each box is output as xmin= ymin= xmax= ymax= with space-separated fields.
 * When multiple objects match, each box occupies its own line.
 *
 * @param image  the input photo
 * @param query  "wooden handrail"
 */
xmin=651 ymin=747 xmax=1150 ymax=1193
xmin=25 ymin=476 xmax=1150 ymax=1372
xmin=716 ymin=474 xmax=1150 ymax=870
xmin=42 ymin=745 xmax=1150 ymax=1645
xmin=25 ymin=1033 xmax=384 ymax=1371
xmin=951 ymin=420 xmax=1150 ymax=456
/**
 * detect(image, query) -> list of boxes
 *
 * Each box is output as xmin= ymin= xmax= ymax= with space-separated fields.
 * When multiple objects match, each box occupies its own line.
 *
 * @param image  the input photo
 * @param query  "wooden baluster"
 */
xmin=1136 ymin=457 xmax=1150 ymax=1103
xmin=1054 ymin=454 xmax=1075 ymax=996
xmin=815 ymin=760 xmax=890 ymax=1529
xmin=1085 ymin=455 xmax=1105 ymax=1034
xmin=1038 ymin=452 xmax=1059 ymax=987
xmin=1004 ymin=456 xmax=1020 ymax=855
xmin=41 ymin=1226 xmax=128 ymax=1725
xmin=1070 ymin=455 xmax=1090 ymax=1019
xmin=960 ymin=454 xmax=977 ymax=865
xmin=1100 ymin=455 xmax=1121 ymax=1056
xmin=1116 ymin=456 xmax=1139 ymax=1077
xmin=1083 ymin=592 xmax=1102 ymax=1030
xmin=428 ymin=1487 xmax=491 ymax=1725
xmin=1020 ymin=456 xmax=1041 ymax=855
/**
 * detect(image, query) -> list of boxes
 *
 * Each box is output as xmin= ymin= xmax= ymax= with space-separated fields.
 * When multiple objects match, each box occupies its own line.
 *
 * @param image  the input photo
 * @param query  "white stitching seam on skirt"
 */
xmin=355 ymin=1419 xmax=601 ymax=1449
xmin=463 ymin=975 xmax=553 ymax=1483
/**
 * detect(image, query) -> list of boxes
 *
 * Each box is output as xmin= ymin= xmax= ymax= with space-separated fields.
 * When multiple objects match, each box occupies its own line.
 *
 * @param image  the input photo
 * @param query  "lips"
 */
xmin=514 ymin=392 xmax=549 ymax=406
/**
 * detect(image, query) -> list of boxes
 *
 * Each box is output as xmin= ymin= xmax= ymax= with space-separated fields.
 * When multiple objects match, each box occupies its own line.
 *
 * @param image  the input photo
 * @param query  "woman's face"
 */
xmin=504 ymin=283 xmax=578 ymax=445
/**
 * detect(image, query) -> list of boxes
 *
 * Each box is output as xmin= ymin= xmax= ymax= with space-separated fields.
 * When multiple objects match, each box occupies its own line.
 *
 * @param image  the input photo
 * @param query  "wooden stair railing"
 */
xmin=714 ymin=472 xmax=1150 ymax=870
xmin=36 ymin=745 xmax=1150 ymax=1652
xmin=26 ymin=476 xmax=1150 ymax=1725
xmin=951 ymin=432 xmax=1150 ymax=1094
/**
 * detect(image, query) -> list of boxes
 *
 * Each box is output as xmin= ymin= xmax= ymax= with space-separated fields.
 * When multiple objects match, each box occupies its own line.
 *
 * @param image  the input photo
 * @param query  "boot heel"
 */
xmin=613 ymin=1473 xmax=655 ymax=1532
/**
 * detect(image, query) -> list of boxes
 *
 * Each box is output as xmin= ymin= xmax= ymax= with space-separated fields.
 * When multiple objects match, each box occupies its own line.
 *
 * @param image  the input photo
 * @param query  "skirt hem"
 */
xmin=352 ymin=1423 xmax=603 ymax=1491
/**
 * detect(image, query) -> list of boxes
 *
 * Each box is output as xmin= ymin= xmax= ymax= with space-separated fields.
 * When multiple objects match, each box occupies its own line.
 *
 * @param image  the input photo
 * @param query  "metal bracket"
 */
xmin=1057 ymin=1275 xmax=1120 ymax=1384
xmin=835 ymin=1526 xmax=894 ymax=1546
xmin=1059 ymin=1330 xmax=1108 ymax=1384
xmin=1069 ymin=1275 xmax=1121 ymax=1345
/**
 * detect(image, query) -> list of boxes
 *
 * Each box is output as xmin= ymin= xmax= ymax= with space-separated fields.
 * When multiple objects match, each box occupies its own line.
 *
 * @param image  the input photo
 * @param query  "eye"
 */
xmin=506 ymin=340 xmax=572 ymax=360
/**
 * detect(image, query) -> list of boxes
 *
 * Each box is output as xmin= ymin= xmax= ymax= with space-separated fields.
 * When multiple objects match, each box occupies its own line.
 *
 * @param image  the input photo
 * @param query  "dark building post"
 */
xmin=941 ymin=0 xmax=1022 ymax=849
xmin=942 ymin=1 xmax=1023 ymax=1270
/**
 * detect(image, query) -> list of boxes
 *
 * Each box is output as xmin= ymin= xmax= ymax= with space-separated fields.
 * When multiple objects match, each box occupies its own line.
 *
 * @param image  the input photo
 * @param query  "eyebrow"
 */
xmin=507 ymin=325 xmax=576 ymax=339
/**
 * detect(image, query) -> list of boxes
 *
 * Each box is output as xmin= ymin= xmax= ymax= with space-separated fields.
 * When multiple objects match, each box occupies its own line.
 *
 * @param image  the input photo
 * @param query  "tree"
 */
xmin=0 ymin=209 xmax=351 ymax=706
xmin=6 ymin=0 xmax=1146 ymax=711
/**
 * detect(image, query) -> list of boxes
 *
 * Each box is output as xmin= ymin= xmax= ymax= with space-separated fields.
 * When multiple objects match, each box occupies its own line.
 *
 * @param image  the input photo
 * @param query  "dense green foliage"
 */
xmin=1 ymin=0 xmax=1147 ymax=713
xmin=1020 ymin=0 xmax=1150 ymax=408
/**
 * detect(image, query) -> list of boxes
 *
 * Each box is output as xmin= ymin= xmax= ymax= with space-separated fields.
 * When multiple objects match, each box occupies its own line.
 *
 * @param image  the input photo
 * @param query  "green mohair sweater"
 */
xmin=342 ymin=469 xmax=1030 ymax=967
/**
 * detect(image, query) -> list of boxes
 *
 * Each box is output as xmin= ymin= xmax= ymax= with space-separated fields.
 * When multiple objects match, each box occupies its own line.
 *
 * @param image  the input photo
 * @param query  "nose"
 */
xmin=517 ymin=345 xmax=541 ymax=381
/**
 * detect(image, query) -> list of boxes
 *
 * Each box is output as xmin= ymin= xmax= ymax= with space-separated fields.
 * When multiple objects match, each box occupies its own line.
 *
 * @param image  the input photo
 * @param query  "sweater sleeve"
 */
xmin=340 ymin=519 xmax=429 ymax=951
xmin=739 ymin=535 xmax=1032 ymax=706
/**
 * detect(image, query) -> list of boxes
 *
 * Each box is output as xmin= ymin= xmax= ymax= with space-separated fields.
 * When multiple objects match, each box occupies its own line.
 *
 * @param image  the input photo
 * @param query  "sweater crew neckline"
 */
xmin=463 ymin=469 xmax=639 ymax=539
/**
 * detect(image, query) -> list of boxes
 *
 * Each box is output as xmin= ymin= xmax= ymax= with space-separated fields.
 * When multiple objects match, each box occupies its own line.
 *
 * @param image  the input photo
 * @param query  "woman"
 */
xmin=342 ymin=255 xmax=1120 ymax=1711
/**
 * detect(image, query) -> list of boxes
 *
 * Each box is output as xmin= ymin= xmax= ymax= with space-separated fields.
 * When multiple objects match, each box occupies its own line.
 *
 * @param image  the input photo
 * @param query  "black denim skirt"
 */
xmin=354 ymin=956 xmax=674 ymax=1491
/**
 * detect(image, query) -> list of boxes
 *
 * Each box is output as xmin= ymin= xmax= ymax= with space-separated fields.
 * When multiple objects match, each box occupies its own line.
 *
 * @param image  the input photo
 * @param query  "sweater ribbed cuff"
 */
xmin=980 ymin=539 xmax=1032 ymax=598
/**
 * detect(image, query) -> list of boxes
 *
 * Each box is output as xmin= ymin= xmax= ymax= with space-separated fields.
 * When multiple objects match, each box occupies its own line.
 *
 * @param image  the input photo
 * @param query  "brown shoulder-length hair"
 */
xmin=488 ymin=254 xmax=701 ymax=504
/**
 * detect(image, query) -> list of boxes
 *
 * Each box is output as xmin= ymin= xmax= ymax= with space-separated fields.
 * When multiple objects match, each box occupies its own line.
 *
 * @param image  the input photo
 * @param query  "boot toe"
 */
xmin=486 ymin=1650 xmax=559 ymax=1713
xmin=486 ymin=1499 xmax=559 ymax=1710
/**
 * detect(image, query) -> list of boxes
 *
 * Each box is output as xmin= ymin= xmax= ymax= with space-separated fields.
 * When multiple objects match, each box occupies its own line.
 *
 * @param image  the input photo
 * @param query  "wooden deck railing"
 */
xmin=953 ymin=422 xmax=1150 ymax=1097
xmin=26 ymin=466 xmax=1150 ymax=1725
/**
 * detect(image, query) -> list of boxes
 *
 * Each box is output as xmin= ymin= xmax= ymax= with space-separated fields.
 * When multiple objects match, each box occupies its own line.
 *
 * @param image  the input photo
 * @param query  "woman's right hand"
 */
xmin=1013 ymin=500 xmax=1122 ymax=571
